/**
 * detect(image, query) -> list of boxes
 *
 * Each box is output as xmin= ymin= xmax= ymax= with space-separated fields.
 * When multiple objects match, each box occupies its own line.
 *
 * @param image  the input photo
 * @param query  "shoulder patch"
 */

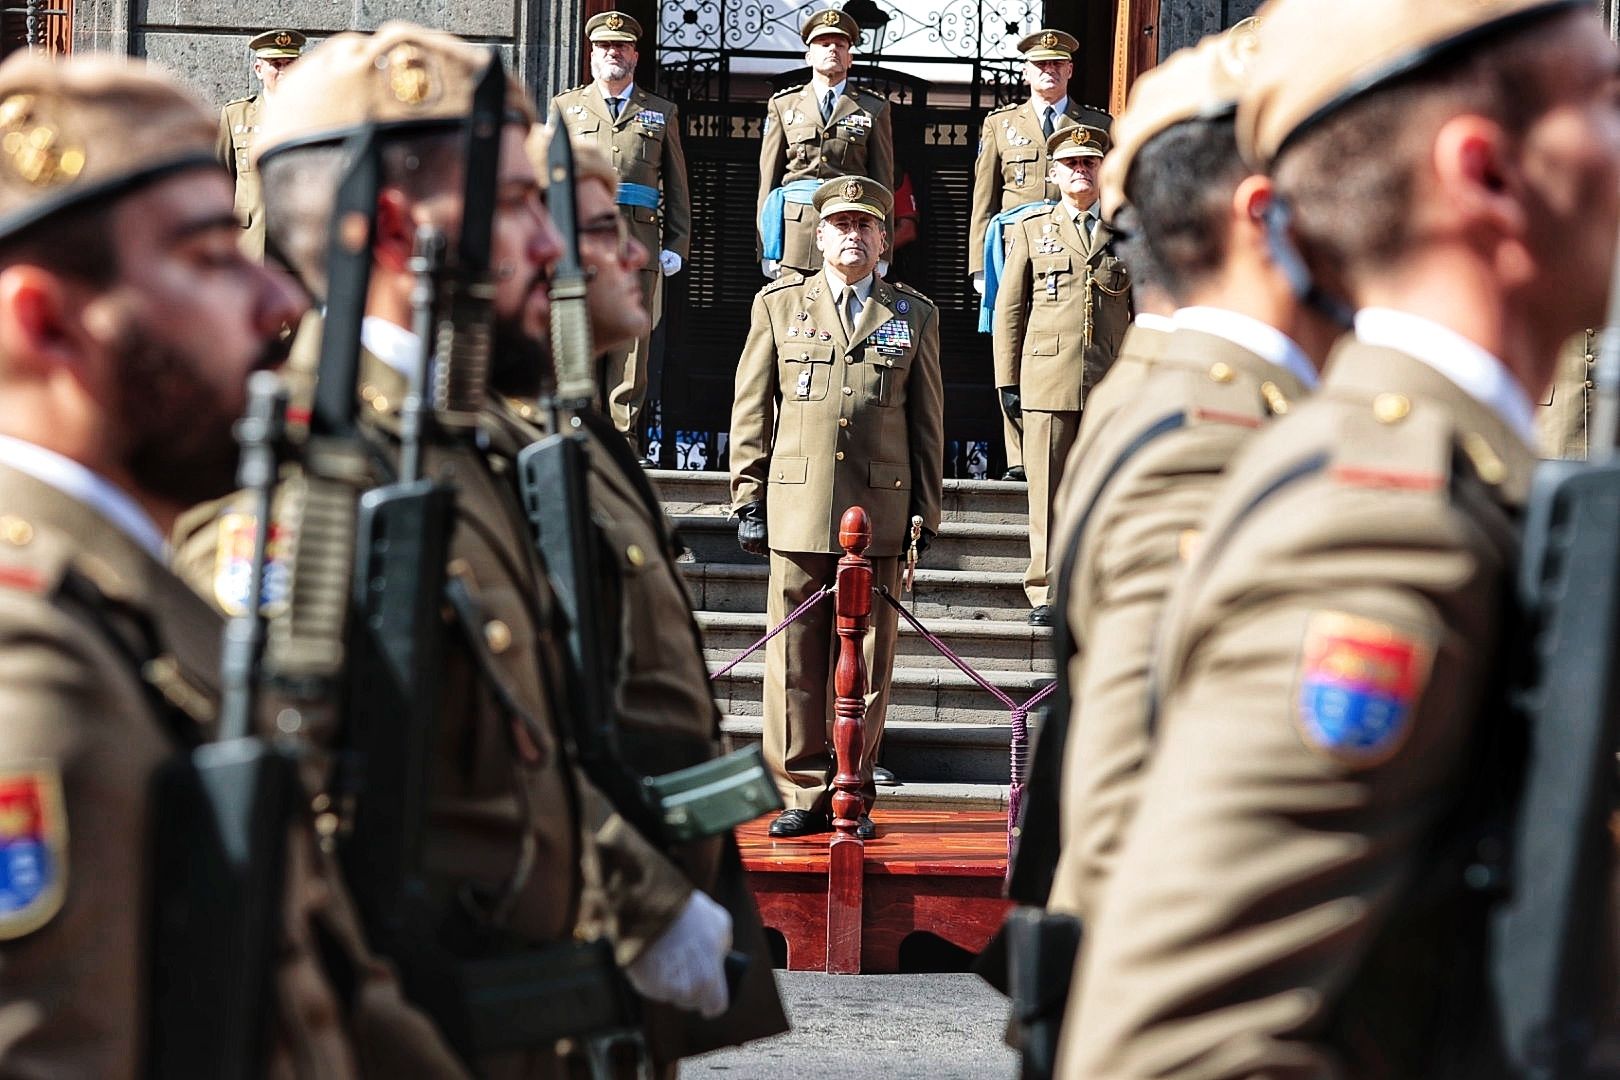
xmin=212 ymin=512 xmax=291 ymax=618
xmin=0 ymin=767 xmax=67 ymax=940
xmin=761 ymin=271 xmax=805 ymax=295
xmin=988 ymin=101 xmax=1018 ymax=116
xmin=1295 ymin=611 xmax=1433 ymax=768
xmin=771 ymin=84 xmax=804 ymax=100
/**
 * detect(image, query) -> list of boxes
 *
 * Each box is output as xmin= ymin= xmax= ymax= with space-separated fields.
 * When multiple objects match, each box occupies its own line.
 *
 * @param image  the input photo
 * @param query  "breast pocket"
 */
xmin=1003 ymin=147 xmax=1040 ymax=193
xmin=633 ymin=122 xmax=664 ymax=164
xmin=1033 ymin=254 xmax=1073 ymax=302
xmin=859 ymin=345 xmax=912 ymax=407
xmin=787 ymin=125 xmax=820 ymax=166
xmin=566 ymin=115 xmax=602 ymax=142
xmin=782 ymin=341 xmax=836 ymax=402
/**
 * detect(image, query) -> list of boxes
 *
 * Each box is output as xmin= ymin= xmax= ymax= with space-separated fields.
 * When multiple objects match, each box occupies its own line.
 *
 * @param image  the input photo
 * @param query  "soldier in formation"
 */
xmin=991 ymin=123 xmax=1130 ymax=625
xmin=550 ymin=10 xmax=690 ymax=459
xmin=756 ymin=8 xmax=893 ymax=278
xmin=216 ymin=27 xmax=305 ymax=259
xmin=729 ymin=176 xmax=943 ymax=838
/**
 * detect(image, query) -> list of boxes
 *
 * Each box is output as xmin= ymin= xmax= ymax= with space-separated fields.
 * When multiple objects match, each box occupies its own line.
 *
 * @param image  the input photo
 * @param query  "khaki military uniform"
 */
xmin=551 ymin=84 xmax=691 ymax=439
xmin=0 ymin=463 xmax=464 ymax=1078
xmin=1057 ymin=321 xmax=1174 ymax=499
xmin=1537 ymin=328 xmax=1595 ymax=460
xmin=1061 ymin=341 xmax=1534 ymax=1078
xmin=730 ymin=269 xmax=944 ymax=809
xmin=217 ymin=94 xmax=265 ymax=258
xmin=755 ymin=83 xmax=894 ymax=273
xmin=992 ymin=203 xmax=1131 ymax=608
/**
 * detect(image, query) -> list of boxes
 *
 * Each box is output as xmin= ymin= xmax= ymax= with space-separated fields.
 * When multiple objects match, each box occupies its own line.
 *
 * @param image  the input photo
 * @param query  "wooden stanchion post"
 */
xmin=827 ymin=505 xmax=872 ymax=974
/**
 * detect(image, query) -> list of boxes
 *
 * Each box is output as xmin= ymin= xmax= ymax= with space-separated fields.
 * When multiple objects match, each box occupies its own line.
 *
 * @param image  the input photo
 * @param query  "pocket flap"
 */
xmin=1006 ymin=147 xmax=1040 ymax=163
xmin=1033 ymin=254 xmax=1071 ymax=275
xmin=631 ymin=206 xmax=658 ymax=224
xmin=869 ymin=460 xmax=910 ymax=490
xmin=771 ymin=456 xmax=809 ymax=484
xmin=785 ymin=342 xmax=837 ymax=364
xmin=1030 ymin=332 xmax=1061 ymax=357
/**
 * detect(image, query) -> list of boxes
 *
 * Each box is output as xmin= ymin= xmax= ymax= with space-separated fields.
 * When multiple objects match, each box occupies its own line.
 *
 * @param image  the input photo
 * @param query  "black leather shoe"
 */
xmin=768 ymin=809 xmax=831 ymax=837
xmin=855 ymin=815 xmax=877 ymax=840
xmin=1028 ymin=604 xmax=1052 ymax=626
xmin=872 ymin=765 xmax=898 ymax=787
xmin=636 ymin=456 xmax=655 ymax=468
xmin=1000 ymin=466 xmax=1027 ymax=482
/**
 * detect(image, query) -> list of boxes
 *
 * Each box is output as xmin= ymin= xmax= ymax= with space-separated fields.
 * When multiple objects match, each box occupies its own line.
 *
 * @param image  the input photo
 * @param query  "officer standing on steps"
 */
xmin=1062 ymin=1 xmax=1620 ymax=1075
xmin=216 ymin=27 xmax=304 ymax=260
xmin=550 ymin=11 xmax=690 ymax=460
xmin=756 ymin=8 xmax=894 ymax=278
xmin=991 ymin=124 xmax=1130 ymax=626
xmin=730 ymin=176 xmax=943 ymax=839
xmin=969 ymin=28 xmax=1099 ymax=483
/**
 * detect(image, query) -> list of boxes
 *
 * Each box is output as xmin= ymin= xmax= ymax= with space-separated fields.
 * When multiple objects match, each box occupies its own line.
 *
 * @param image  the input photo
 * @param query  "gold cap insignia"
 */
xmin=842 ymin=178 xmax=863 ymax=200
xmin=822 ymin=10 xmax=841 ymax=26
xmin=386 ymin=44 xmax=432 ymax=106
xmin=0 ymin=97 xmax=85 ymax=189
xmin=1075 ymin=129 xmax=1092 ymax=145
xmin=274 ymin=31 xmax=292 ymax=47
xmin=605 ymin=12 xmax=623 ymax=30
xmin=1041 ymin=31 xmax=1057 ymax=48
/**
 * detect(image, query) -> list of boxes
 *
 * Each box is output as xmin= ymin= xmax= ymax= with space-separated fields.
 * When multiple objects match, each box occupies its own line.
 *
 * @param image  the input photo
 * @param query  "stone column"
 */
xmin=531 ymin=0 xmax=587 ymax=108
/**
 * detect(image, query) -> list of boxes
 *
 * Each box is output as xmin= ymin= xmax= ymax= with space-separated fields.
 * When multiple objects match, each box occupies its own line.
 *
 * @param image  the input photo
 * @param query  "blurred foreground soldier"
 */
xmin=217 ymin=27 xmax=305 ymax=259
xmin=1063 ymin=1 xmax=1620 ymax=1075
xmin=177 ymin=23 xmax=731 ymax=1077
xmin=0 ymin=52 xmax=459 ymax=1076
xmin=756 ymin=8 xmax=893 ymax=277
xmin=551 ymin=11 xmax=690 ymax=453
xmin=991 ymin=123 xmax=1129 ymax=625
xmin=730 ymin=176 xmax=943 ymax=837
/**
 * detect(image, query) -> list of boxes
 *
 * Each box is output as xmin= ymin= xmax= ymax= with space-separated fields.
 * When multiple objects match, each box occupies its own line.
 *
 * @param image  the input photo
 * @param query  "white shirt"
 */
xmin=362 ymin=316 xmax=421 ymax=382
xmin=1133 ymin=313 xmax=1177 ymax=333
xmin=0 ymin=433 xmax=167 ymax=559
xmin=1033 ymin=95 xmax=1070 ymax=126
xmin=1354 ymin=307 xmax=1537 ymax=448
xmin=812 ymin=79 xmax=847 ymax=119
xmin=599 ymin=80 xmax=634 ymax=117
xmin=1174 ymin=305 xmax=1320 ymax=390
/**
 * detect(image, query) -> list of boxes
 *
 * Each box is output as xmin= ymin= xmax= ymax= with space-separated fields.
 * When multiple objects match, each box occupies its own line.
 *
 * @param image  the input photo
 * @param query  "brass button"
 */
xmin=1373 ymin=393 xmax=1410 ymax=424
xmin=893 ymin=479 xmax=902 ymax=488
xmin=370 ymin=394 xmax=391 ymax=413
xmin=777 ymin=469 xmax=785 ymax=479
xmin=1208 ymin=362 xmax=1235 ymax=383
xmin=843 ymin=386 xmax=853 ymax=395
xmin=484 ymin=619 xmax=513 ymax=654
xmin=625 ymin=544 xmax=646 ymax=567
xmin=1260 ymin=381 xmax=1289 ymax=416
xmin=838 ymin=417 xmax=850 ymax=428
xmin=359 ymin=384 xmax=377 ymax=402
xmin=835 ymin=451 xmax=845 ymax=461
xmin=0 ymin=516 xmax=33 ymax=546
xmin=1587 ymin=380 xmax=1596 ymax=390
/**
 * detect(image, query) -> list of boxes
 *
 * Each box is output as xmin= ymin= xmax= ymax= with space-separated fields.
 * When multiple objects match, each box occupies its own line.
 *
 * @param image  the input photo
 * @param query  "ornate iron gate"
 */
xmin=648 ymin=0 xmax=1057 ymax=477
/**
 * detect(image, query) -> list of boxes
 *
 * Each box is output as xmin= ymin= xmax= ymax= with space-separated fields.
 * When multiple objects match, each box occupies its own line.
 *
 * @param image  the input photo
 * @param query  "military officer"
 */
xmin=177 ymin=23 xmax=733 ymax=1076
xmin=730 ymin=176 xmax=944 ymax=837
xmin=216 ymin=27 xmax=304 ymax=260
xmin=0 ymin=52 xmax=462 ymax=1076
xmin=992 ymin=123 xmax=1129 ymax=625
xmin=756 ymin=8 xmax=894 ymax=277
xmin=550 ymin=11 xmax=691 ymax=455
xmin=1063 ymin=1 xmax=1620 ymax=1075
xmin=969 ymin=28 xmax=1096 ymax=482
xmin=1537 ymin=328 xmax=1595 ymax=458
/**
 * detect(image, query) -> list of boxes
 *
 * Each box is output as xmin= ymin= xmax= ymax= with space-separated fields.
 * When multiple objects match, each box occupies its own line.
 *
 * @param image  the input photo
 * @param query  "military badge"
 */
xmin=822 ymin=10 xmax=840 ymax=26
xmin=213 ymin=512 xmax=291 ymax=618
xmin=872 ymin=317 xmax=913 ymax=350
xmin=605 ymin=12 xmax=624 ymax=30
xmin=1295 ymin=611 xmax=1433 ymax=767
xmin=895 ymin=298 xmax=910 ymax=314
xmin=274 ymin=31 xmax=292 ymax=47
xmin=842 ymin=178 xmax=863 ymax=200
xmin=0 ymin=767 xmax=67 ymax=940
xmin=1041 ymin=32 xmax=1057 ymax=48
xmin=634 ymin=108 xmax=666 ymax=129
xmin=385 ymin=43 xmax=434 ymax=106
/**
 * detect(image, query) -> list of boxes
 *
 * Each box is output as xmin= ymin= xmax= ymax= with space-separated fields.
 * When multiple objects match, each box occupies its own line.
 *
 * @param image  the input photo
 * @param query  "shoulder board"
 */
xmin=640 ymin=90 xmax=676 ymax=110
xmin=561 ymin=84 xmax=588 ymax=95
xmin=988 ymin=102 xmax=1019 ymax=116
xmin=0 ymin=515 xmax=73 ymax=600
xmin=762 ymin=271 xmax=805 ymax=295
xmin=892 ymin=280 xmax=934 ymax=306
xmin=1324 ymin=391 xmax=1453 ymax=494
xmin=771 ymin=84 xmax=805 ymax=100
xmin=225 ymin=95 xmax=255 ymax=108
xmin=854 ymin=88 xmax=886 ymax=105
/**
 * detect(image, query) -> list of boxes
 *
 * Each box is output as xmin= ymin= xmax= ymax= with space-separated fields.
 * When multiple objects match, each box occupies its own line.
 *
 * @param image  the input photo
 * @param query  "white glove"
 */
xmin=624 ymin=891 xmax=733 ymax=1019
xmin=762 ymin=258 xmax=781 ymax=279
xmin=971 ymin=271 xmax=985 ymax=296
xmin=877 ymin=259 xmax=890 ymax=277
xmin=660 ymin=249 xmax=683 ymax=276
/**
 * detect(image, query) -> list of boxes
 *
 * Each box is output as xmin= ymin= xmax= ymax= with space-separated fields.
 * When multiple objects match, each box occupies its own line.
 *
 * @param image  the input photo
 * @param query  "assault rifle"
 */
xmin=148 ymin=372 xmax=302 ymax=1079
xmin=1488 ymin=236 xmax=1620 ymax=1077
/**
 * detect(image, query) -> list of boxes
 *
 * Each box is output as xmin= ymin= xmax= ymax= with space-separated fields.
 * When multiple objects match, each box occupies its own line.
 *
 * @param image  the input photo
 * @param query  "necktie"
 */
xmin=840 ymin=285 xmax=859 ymax=340
xmin=609 ymin=96 xmax=624 ymax=119
xmin=1041 ymin=106 xmax=1055 ymax=138
xmin=823 ymin=89 xmax=836 ymax=123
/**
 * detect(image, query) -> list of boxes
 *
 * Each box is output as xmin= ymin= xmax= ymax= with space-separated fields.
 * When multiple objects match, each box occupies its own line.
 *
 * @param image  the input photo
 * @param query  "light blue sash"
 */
xmin=979 ymin=200 xmax=1056 ymax=333
xmin=616 ymin=182 xmax=660 ymax=209
xmin=758 ymin=179 xmax=823 ymax=260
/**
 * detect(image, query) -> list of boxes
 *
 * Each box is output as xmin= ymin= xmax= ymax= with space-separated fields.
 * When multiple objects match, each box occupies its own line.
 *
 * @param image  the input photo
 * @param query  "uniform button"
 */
xmin=370 ymin=394 xmax=391 ymax=413
xmin=836 ymin=451 xmax=845 ymax=461
xmin=893 ymin=480 xmax=902 ymax=489
xmin=626 ymin=544 xmax=646 ymax=567
xmin=1208 ymin=362 xmax=1235 ymax=383
xmin=484 ymin=619 xmax=513 ymax=654
xmin=838 ymin=418 xmax=850 ymax=428
xmin=1587 ymin=380 xmax=1596 ymax=390
xmin=0 ymin=516 xmax=33 ymax=545
xmin=359 ymin=384 xmax=378 ymax=402
xmin=843 ymin=386 xmax=853 ymax=395
xmin=1373 ymin=393 xmax=1411 ymax=424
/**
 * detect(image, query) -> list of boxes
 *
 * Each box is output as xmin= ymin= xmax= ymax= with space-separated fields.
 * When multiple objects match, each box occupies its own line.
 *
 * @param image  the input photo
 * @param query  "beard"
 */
xmin=489 ymin=308 xmax=551 ymax=399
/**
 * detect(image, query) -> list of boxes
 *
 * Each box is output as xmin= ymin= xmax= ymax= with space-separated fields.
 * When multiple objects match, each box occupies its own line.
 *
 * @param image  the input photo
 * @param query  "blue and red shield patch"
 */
xmin=213 ymin=512 xmax=290 ymax=618
xmin=0 ymin=767 xmax=66 ymax=939
xmin=1296 ymin=612 xmax=1433 ymax=767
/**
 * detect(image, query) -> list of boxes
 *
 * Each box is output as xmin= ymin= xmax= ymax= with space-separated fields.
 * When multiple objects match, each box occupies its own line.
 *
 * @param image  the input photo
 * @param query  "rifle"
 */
xmin=1488 ymin=228 xmax=1620 ymax=1076
xmin=148 ymin=372 xmax=302 ymax=1079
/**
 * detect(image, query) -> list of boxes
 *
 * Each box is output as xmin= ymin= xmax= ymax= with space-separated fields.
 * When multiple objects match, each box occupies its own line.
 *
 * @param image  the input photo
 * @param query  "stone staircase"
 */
xmin=651 ymin=469 xmax=1055 ymax=813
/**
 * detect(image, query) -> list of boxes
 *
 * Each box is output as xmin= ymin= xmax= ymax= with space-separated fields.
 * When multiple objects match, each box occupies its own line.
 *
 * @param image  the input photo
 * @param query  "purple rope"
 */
xmin=708 ymin=584 xmax=835 ymax=682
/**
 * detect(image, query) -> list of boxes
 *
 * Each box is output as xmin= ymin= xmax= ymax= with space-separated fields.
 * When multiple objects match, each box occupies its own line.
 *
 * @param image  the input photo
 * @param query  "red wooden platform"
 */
xmin=739 ymin=809 xmax=1014 ymax=972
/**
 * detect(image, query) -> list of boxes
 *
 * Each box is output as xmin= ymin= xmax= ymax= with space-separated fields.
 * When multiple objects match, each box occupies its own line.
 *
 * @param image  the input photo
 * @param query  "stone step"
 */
xmin=710 ymin=661 xmax=1052 ymax=726
xmin=648 ymin=469 xmax=1031 ymax=526
xmin=682 ymin=562 xmax=1033 ymax=622
xmin=672 ymin=514 xmax=1032 ymax=574
xmin=698 ymin=610 xmax=1056 ymax=673
xmin=721 ymin=716 xmax=1022 ymax=787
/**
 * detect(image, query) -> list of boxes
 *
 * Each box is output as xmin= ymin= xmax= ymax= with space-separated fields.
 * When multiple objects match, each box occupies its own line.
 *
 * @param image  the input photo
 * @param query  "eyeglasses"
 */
xmin=579 ymin=214 xmax=632 ymax=256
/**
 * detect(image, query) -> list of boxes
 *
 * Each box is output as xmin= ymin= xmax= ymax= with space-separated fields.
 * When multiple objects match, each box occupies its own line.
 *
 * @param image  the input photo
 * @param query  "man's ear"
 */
xmin=1433 ymin=114 xmax=1524 ymax=239
xmin=1230 ymin=172 xmax=1274 ymax=254
xmin=372 ymin=187 xmax=415 ymax=274
xmin=0 ymin=265 xmax=87 ymax=379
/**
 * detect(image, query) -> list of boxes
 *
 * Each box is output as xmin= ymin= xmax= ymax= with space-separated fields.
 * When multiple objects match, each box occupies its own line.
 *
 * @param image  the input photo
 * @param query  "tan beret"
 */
xmin=814 ymin=175 xmax=891 ymax=220
xmin=586 ymin=11 xmax=641 ymax=44
xmin=255 ymin=21 xmax=536 ymax=166
xmin=527 ymin=124 xmax=616 ymax=191
xmin=1238 ymin=0 xmax=1586 ymax=168
xmin=1099 ymin=19 xmax=1259 ymax=221
xmin=1048 ymin=123 xmax=1109 ymax=161
xmin=802 ymin=8 xmax=859 ymax=45
xmin=0 ymin=52 xmax=216 ymax=242
xmin=1017 ymin=29 xmax=1079 ymax=62
xmin=249 ymin=29 xmax=305 ymax=59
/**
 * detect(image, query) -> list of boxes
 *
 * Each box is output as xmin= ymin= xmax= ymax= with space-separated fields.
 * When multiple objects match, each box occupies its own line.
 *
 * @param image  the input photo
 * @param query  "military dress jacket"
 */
xmin=1031 ymin=332 xmax=1310 ymax=921
xmin=1058 ymin=322 xmax=1174 ymax=496
xmin=1536 ymin=327 xmax=1594 ymax=459
xmin=992 ymin=203 xmax=1131 ymax=411
xmin=1061 ymin=341 xmax=1535 ymax=1080
xmin=0 ymin=463 xmax=455 ymax=1078
xmin=217 ymin=94 xmax=265 ymax=258
xmin=550 ymin=83 xmax=691 ymax=272
xmin=754 ymin=82 xmax=894 ymax=266
xmin=730 ymin=269 xmax=944 ymax=558
xmin=967 ymin=98 xmax=1090 ymax=275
